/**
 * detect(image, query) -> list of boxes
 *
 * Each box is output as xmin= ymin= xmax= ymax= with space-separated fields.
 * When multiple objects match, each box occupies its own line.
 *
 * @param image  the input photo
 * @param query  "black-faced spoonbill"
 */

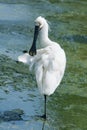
xmin=18 ymin=16 xmax=66 ymax=119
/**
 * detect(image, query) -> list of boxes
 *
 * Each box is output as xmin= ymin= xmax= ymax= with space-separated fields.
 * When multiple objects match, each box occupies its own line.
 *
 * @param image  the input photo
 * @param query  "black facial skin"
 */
xmin=29 ymin=25 xmax=39 ymax=56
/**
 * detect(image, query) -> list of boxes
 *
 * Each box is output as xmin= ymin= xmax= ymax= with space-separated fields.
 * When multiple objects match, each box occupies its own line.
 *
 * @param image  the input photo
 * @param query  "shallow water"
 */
xmin=0 ymin=0 xmax=87 ymax=130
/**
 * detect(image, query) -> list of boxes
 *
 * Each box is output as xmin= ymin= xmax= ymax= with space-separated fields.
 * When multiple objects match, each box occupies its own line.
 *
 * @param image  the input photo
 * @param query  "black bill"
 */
xmin=29 ymin=25 xmax=39 ymax=56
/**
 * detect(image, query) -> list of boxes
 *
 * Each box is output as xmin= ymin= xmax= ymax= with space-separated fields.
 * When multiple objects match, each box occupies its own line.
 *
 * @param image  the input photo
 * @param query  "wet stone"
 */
xmin=0 ymin=109 xmax=24 ymax=121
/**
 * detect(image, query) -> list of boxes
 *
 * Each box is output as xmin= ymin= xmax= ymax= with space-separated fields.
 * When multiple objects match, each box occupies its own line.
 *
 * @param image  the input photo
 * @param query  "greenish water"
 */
xmin=0 ymin=0 xmax=87 ymax=130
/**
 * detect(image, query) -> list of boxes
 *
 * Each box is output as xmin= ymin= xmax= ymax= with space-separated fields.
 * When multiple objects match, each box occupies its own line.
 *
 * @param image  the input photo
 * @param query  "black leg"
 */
xmin=44 ymin=95 xmax=46 ymax=118
xmin=41 ymin=95 xmax=47 ymax=119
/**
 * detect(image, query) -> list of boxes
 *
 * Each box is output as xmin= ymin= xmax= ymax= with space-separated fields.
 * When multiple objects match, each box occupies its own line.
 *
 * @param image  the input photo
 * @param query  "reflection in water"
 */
xmin=42 ymin=120 xmax=45 ymax=130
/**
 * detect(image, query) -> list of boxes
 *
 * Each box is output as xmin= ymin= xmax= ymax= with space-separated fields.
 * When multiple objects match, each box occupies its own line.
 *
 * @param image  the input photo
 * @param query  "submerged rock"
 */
xmin=0 ymin=109 xmax=24 ymax=121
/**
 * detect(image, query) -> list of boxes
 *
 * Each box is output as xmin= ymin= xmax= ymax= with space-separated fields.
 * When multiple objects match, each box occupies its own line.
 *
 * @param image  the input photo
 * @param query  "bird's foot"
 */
xmin=22 ymin=50 xmax=28 ymax=53
xmin=36 ymin=114 xmax=47 ymax=120
xmin=41 ymin=114 xmax=46 ymax=120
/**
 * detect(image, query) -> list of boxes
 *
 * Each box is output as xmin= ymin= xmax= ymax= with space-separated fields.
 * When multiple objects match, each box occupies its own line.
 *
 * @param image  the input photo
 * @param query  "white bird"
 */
xmin=18 ymin=16 xmax=66 ymax=119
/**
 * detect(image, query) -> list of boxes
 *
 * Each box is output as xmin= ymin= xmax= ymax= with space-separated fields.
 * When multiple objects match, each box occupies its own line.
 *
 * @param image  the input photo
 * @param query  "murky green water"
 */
xmin=0 ymin=0 xmax=87 ymax=130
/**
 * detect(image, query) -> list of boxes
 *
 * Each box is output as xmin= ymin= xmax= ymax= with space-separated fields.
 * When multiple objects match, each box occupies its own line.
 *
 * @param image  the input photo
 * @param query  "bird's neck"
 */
xmin=38 ymin=24 xmax=52 ymax=48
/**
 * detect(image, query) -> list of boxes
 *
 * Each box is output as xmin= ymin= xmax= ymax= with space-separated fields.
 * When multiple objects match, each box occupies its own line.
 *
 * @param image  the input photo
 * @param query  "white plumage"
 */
xmin=18 ymin=16 xmax=66 ymax=118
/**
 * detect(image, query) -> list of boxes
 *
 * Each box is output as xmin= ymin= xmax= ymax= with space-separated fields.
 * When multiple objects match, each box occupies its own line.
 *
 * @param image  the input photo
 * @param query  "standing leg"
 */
xmin=44 ymin=95 xmax=46 ymax=119
xmin=42 ymin=95 xmax=47 ymax=119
